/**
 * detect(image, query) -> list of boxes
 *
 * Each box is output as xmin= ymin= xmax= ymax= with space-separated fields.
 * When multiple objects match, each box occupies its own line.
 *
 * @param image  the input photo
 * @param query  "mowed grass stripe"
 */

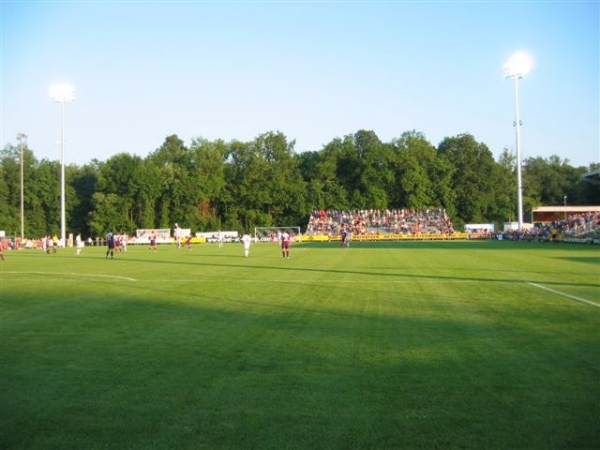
xmin=1 ymin=241 xmax=599 ymax=449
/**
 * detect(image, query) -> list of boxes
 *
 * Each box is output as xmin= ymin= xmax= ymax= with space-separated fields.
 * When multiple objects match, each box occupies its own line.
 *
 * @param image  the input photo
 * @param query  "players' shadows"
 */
xmin=110 ymin=254 xmax=599 ymax=290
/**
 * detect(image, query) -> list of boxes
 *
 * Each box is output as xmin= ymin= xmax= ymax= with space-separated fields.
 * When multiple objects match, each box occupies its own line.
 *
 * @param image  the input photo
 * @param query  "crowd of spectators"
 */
xmin=2 ymin=234 xmax=126 ymax=251
xmin=564 ymin=211 xmax=600 ymax=233
xmin=306 ymin=209 xmax=455 ymax=236
xmin=499 ymin=211 xmax=600 ymax=242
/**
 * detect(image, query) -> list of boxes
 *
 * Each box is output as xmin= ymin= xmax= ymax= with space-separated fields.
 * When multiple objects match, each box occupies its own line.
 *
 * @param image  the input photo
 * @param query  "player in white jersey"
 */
xmin=242 ymin=233 xmax=252 ymax=257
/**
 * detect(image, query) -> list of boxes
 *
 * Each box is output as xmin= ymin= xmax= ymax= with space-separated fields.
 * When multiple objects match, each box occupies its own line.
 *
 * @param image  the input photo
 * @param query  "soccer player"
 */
xmin=341 ymin=226 xmax=350 ymax=248
xmin=149 ymin=231 xmax=157 ymax=252
xmin=76 ymin=233 xmax=84 ymax=255
xmin=106 ymin=230 xmax=115 ymax=259
xmin=174 ymin=223 xmax=182 ymax=248
xmin=242 ymin=232 xmax=252 ymax=257
xmin=280 ymin=229 xmax=291 ymax=259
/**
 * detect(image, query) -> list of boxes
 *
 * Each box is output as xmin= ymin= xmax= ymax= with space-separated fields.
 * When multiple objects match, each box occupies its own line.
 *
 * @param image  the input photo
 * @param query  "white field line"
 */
xmin=1 ymin=273 xmax=597 ymax=310
xmin=0 ymin=271 xmax=137 ymax=282
xmin=89 ymin=279 xmax=481 ymax=283
xmin=0 ymin=275 xmax=479 ymax=284
xmin=527 ymin=282 xmax=600 ymax=308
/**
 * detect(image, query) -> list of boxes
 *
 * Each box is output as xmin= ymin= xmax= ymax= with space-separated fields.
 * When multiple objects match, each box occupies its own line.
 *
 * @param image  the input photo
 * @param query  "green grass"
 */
xmin=1 ymin=240 xmax=599 ymax=449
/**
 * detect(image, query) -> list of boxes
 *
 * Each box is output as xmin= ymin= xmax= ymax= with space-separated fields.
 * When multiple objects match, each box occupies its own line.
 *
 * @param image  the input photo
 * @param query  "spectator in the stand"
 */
xmin=306 ymin=208 xmax=455 ymax=237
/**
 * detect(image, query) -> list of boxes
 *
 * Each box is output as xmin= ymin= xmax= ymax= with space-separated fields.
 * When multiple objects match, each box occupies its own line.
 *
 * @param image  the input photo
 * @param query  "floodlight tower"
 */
xmin=504 ymin=51 xmax=532 ymax=232
xmin=16 ymin=132 xmax=27 ymax=240
xmin=50 ymin=83 xmax=76 ymax=247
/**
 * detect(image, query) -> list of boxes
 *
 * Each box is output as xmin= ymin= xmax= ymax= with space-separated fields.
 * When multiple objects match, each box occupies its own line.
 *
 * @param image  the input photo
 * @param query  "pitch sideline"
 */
xmin=527 ymin=282 xmax=600 ymax=308
xmin=0 ymin=271 xmax=137 ymax=282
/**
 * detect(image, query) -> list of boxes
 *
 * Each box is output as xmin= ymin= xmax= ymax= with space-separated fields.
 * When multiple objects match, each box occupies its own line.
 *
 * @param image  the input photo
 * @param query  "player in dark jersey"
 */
xmin=149 ymin=232 xmax=157 ymax=252
xmin=106 ymin=231 xmax=115 ymax=259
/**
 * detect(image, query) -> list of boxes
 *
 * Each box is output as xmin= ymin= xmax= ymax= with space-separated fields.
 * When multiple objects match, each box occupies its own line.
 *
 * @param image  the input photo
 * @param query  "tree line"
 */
xmin=1 ymin=129 xmax=598 ymax=238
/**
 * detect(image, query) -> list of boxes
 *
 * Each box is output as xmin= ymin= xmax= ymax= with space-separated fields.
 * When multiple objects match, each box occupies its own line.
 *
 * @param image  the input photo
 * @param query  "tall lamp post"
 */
xmin=50 ymin=83 xmax=76 ymax=248
xmin=16 ymin=133 xmax=27 ymax=241
xmin=564 ymin=195 xmax=567 ymax=220
xmin=504 ymin=51 xmax=532 ymax=232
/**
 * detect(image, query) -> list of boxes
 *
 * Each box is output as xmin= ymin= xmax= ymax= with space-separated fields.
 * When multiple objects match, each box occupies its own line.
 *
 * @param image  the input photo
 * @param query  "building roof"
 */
xmin=532 ymin=206 xmax=600 ymax=213
xmin=582 ymin=169 xmax=600 ymax=185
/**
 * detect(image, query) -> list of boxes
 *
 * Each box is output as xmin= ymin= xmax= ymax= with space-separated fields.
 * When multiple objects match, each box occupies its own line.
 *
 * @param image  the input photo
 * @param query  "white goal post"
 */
xmin=254 ymin=227 xmax=302 ymax=243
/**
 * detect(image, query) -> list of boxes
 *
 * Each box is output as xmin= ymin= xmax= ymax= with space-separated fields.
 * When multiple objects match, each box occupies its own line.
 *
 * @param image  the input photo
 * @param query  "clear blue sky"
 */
xmin=1 ymin=1 xmax=598 ymax=168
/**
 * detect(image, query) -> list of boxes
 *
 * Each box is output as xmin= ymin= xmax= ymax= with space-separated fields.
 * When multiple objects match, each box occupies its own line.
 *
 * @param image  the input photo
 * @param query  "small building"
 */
xmin=504 ymin=222 xmax=534 ymax=231
xmin=465 ymin=223 xmax=495 ymax=233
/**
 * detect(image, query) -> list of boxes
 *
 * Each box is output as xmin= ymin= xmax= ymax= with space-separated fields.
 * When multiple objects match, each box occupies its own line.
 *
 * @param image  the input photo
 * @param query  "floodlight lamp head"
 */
xmin=50 ymin=83 xmax=76 ymax=103
xmin=503 ymin=51 xmax=533 ymax=79
xmin=17 ymin=132 xmax=28 ymax=141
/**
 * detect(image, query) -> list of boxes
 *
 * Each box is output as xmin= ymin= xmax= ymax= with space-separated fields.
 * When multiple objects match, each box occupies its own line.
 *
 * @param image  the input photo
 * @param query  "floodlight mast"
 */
xmin=50 ymin=83 xmax=76 ymax=248
xmin=504 ymin=52 xmax=532 ymax=233
xmin=17 ymin=133 xmax=28 ymax=240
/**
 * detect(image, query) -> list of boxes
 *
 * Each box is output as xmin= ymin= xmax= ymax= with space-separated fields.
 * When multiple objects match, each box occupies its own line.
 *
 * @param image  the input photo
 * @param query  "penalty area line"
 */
xmin=527 ymin=282 xmax=599 ymax=308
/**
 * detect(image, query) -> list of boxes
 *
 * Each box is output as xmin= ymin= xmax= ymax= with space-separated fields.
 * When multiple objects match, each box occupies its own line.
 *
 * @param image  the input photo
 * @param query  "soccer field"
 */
xmin=1 ymin=240 xmax=599 ymax=449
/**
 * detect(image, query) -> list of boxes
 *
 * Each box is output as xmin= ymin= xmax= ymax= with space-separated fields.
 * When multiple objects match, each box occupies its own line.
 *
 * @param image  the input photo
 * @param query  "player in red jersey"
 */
xmin=280 ymin=229 xmax=291 ymax=259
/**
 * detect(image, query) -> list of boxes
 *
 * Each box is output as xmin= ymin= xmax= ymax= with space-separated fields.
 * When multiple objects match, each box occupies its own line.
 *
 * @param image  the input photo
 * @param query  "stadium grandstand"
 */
xmin=305 ymin=209 xmax=455 ymax=237
xmin=529 ymin=207 xmax=600 ymax=239
xmin=532 ymin=206 xmax=600 ymax=224
xmin=304 ymin=208 xmax=599 ymax=243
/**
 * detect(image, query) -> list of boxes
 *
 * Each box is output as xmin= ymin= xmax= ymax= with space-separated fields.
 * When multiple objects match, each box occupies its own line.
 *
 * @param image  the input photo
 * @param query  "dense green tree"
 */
xmin=96 ymin=153 xmax=142 ymax=233
xmin=70 ymin=163 xmax=100 ymax=237
xmin=224 ymin=139 xmax=270 ymax=230
xmin=331 ymin=135 xmax=363 ymax=207
xmin=524 ymin=156 xmax=567 ymax=207
xmin=0 ymin=163 xmax=9 ymax=229
xmin=148 ymin=135 xmax=193 ymax=229
xmin=318 ymin=138 xmax=353 ymax=210
xmin=328 ymin=131 xmax=393 ymax=209
xmin=29 ymin=159 xmax=62 ymax=236
xmin=223 ymin=132 xmax=307 ymax=231
xmin=88 ymin=192 xmax=133 ymax=236
xmin=391 ymin=131 xmax=455 ymax=212
xmin=1 ymin=129 xmax=598 ymax=238
xmin=437 ymin=134 xmax=497 ymax=224
xmin=0 ymin=145 xmax=21 ymax=235
xmin=525 ymin=155 xmax=598 ymax=208
xmin=297 ymin=147 xmax=349 ymax=212
xmin=188 ymin=137 xmax=228 ymax=230
xmin=353 ymin=130 xmax=395 ymax=209
xmin=492 ymin=149 xmax=518 ymax=223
